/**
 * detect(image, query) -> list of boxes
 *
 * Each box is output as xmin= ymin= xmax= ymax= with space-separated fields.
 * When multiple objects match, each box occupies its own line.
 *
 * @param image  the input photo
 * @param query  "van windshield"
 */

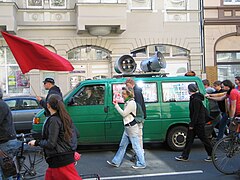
xmin=63 ymin=82 xmax=81 ymax=99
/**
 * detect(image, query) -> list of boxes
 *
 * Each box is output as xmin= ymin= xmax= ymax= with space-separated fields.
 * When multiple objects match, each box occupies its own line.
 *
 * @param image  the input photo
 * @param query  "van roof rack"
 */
xmin=113 ymin=72 xmax=169 ymax=78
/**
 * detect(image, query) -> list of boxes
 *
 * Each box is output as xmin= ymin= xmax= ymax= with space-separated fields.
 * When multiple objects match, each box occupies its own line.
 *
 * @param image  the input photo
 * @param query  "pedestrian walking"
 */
xmin=28 ymin=94 xmax=81 ymax=180
xmin=107 ymin=87 xmax=146 ymax=169
xmin=36 ymin=78 xmax=62 ymax=117
xmin=0 ymin=88 xmax=21 ymax=180
xmin=175 ymin=84 xmax=213 ymax=162
xmin=125 ymin=78 xmax=146 ymax=160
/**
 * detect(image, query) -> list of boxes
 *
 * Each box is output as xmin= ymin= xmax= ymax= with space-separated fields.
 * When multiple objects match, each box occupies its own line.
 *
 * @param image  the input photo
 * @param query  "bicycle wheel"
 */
xmin=212 ymin=136 xmax=240 ymax=175
xmin=19 ymin=148 xmax=46 ymax=179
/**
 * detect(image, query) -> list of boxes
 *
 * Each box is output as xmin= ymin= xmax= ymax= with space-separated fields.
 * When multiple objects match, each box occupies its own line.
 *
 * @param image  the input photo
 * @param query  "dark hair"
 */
xmin=213 ymin=80 xmax=221 ymax=86
xmin=235 ymin=76 xmax=240 ymax=82
xmin=221 ymin=80 xmax=235 ymax=89
xmin=202 ymin=79 xmax=210 ymax=86
xmin=48 ymin=94 xmax=72 ymax=142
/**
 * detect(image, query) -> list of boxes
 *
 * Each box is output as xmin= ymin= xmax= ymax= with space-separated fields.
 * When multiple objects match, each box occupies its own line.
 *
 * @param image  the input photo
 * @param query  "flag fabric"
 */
xmin=1 ymin=31 xmax=74 ymax=74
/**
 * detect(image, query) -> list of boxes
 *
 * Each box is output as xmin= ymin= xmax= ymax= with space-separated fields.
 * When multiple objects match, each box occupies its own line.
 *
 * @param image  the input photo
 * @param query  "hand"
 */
xmin=28 ymin=140 xmax=36 ymax=146
xmin=113 ymin=99 xmax=118 ymax=105
xmin=205 ymin=94 xmax=210 ymax=98
xmin=36 ymin=96 xmax=42 ymax=102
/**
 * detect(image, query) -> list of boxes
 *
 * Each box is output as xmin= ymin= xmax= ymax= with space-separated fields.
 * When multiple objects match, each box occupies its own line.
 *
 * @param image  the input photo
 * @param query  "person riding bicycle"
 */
xmin=0 ymin=88 xmax=21 ymax=180
xmin=28 ymin=94 xmax=81 ymax=180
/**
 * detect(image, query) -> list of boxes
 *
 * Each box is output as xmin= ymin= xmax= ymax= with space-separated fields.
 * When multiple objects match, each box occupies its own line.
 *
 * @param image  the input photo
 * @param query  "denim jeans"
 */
xmin=0 ymin=139 xmax=21 ymax=180
xmin=112 ymin=125 xmax=145 ymax=167
xmin=217 ymin=112 xmax=229 ymax=140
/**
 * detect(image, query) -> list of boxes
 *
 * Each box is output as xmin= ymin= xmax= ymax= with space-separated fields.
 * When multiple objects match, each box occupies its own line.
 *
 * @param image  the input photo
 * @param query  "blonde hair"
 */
xmin=122 ymin=87 xmax=134 ymax=98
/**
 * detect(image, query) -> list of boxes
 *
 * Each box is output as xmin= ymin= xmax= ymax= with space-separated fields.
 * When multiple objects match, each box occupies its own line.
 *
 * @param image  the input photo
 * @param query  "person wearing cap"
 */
xmin=0 ymin=88 xmax=21 ymax=179
xmin=175 ymin=84 xmax=213 ymax=162
xmin=36 ymin=78 xmax=63 ymax=117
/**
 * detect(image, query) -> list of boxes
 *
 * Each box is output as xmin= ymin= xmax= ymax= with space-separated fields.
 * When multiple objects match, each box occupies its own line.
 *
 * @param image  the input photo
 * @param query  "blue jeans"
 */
xmin=112 ymin=127 xmax=145 ymax=167
xmin=217 ymin=112 xmax=229 ymax=140
xmin=0 ymin=139 xmax=21 ymax=180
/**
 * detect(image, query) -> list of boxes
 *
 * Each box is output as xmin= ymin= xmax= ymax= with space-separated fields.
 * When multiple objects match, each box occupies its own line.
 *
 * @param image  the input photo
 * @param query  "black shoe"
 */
xmin=175 ymin=156 xmax=188 ymax=162
xmin=130 ymin=154 xmax=137 ymax=162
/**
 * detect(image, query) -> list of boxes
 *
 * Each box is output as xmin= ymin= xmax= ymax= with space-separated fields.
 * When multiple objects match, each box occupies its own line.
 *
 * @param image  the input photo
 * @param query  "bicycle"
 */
xmin=212 ymin=118 xmax=240 ymax=175
xmin=14 ymin=133 xmax=45 ymax=180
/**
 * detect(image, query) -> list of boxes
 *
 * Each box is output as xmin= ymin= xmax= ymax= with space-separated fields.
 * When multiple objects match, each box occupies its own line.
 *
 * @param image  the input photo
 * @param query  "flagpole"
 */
xmin=30 ymin=84 xmax=37 ymax=96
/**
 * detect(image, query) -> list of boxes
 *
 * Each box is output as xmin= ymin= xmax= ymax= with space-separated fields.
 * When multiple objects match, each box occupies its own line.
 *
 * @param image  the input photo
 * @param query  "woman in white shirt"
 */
xmin=107 ymin=87 xmax=146 ymax=169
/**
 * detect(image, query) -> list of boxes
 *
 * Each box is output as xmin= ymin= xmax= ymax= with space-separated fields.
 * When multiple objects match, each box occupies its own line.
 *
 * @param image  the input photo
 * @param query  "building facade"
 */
xmin=0 ymin=0 xmax=203 ymax=96
xmin=204 ymin=0 xmax=240 ymax=84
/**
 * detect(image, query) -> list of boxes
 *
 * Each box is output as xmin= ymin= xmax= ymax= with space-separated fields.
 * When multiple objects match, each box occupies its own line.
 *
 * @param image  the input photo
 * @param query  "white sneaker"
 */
xmin=107 ymin=161 xmax=119 ymax=167
xmin=132 ymin=165 xmax=146 ymax=169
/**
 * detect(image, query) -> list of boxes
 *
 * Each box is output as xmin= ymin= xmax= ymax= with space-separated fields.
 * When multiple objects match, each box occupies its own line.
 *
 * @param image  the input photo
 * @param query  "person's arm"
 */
xmin=206 ymin=94 xmax=227 ymax=101
xmin=189 ymin=99 xmax=201 ymax=128
xmin=229 ymin=100 xmax=236 ymax=118
xmin=208 ymin=92 xmax=226 ymax=97
xmin=115 ymin=101 xmax=135 ymax=117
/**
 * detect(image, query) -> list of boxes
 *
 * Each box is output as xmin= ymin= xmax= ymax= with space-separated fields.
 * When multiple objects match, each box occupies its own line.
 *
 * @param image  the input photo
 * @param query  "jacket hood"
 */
xmin=191 ymin=92 xmax=204 ymax=101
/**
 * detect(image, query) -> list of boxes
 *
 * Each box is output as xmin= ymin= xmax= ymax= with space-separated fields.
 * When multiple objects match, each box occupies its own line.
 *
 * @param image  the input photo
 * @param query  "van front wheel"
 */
xmin=167 ymin=126 xmax=187 ymax=151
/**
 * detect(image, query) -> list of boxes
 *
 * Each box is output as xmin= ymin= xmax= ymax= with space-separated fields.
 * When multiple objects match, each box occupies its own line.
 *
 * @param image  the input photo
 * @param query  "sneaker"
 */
xmin=130 ymin=154 xmax=137 ymax=162
xmin=204 ymin=156 xmax=212 ymax=162
xmin=107 ymin=161 xmax=119 ymax=167
xmin=132 ymin=165 xmax=146 ymax=169
xmin=175 ymin=156 xmax=188 ymax=162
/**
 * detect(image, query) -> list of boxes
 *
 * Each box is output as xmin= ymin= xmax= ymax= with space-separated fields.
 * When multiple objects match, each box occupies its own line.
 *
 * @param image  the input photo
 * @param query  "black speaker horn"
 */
xmin=114 ymin=55 xmax=137 ymax=74
xmin=140 ymin=51 xmax=166 ymax=72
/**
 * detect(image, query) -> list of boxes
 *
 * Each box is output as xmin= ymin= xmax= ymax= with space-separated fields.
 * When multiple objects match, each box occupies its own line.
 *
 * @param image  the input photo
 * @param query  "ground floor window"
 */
xmin=0 ymin=47 xmax=30 ymax=95
xmin=216 ymin=51 xmax=240 ymax=82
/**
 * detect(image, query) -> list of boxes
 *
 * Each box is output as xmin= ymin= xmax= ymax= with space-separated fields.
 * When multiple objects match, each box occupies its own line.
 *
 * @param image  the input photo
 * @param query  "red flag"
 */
xmin=1 ymin=31 xmax=74 ymax=74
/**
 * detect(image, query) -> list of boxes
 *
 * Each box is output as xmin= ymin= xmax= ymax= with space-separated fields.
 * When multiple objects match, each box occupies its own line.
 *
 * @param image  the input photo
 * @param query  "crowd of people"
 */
xmin=1 ymin=73 xmax=240 ymax=179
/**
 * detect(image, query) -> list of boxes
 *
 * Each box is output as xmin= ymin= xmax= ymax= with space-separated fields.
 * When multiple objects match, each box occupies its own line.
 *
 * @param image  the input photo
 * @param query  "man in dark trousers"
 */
xmin=175 ymin=84 xmax=213 ymax=162
xmin=126 ymin=78 xmax=146 ymax=161
xmin=0 ymin=88 xmax=21 ymax=179
xmin=36 ymin=78 xmax=63 ymax=117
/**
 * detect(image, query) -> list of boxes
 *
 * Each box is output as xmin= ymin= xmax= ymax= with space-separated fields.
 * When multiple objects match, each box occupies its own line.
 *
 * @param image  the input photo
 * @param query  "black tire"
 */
xmin=212 ymin=136 xmax=240 ymax=175
xmin=167 ymin=126 xmax=187 ymax=151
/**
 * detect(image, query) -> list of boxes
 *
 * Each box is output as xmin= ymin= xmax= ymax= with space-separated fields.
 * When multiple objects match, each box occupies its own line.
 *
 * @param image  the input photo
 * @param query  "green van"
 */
xmin=32 ymin=74 xmax=209 ymax=151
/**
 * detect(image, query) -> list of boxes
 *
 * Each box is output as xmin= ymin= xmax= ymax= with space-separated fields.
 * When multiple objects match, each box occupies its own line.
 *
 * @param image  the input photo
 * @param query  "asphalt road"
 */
xmin=25 ymin=141 xmax=240 ymax=180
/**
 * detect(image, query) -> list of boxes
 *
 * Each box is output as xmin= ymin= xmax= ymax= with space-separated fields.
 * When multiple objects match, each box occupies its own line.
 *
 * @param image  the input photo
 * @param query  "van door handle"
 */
xmin=104 ymin=106 xmax=109 ymax=113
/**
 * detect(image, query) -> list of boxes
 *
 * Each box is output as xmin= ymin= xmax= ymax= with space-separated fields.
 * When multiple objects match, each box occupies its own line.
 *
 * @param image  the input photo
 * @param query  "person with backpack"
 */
xmin=125 ymin=78 xmax=146 ymax=161
xmin=107 ymin=87 xmax=146 ymax=169
xmin=28 ymin=94 xmax=82 ymax=180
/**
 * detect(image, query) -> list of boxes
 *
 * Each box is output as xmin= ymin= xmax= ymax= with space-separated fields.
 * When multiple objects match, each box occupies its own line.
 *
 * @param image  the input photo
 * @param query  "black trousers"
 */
xmin=182 ymin=124 xmax=212 ymax=159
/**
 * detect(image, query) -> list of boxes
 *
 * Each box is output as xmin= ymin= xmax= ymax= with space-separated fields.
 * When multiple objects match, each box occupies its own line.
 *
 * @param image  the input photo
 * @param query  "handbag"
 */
xmin=0 ymin=150 xmax=17 ymax=178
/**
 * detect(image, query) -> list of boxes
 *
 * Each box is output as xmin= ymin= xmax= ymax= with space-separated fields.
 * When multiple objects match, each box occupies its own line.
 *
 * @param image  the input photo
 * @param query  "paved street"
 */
xmin=29 ymin=141 xmax=239 ymax=180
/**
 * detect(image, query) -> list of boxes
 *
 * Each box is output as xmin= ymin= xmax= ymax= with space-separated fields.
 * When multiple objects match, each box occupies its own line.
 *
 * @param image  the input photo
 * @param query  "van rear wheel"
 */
xmin=167 ymin=126 xmax=187 ymax=151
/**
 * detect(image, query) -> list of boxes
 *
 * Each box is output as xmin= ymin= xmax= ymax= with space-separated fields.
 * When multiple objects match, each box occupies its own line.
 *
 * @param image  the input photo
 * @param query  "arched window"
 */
xmin=67 ymin=46 xmax=111 ymax=61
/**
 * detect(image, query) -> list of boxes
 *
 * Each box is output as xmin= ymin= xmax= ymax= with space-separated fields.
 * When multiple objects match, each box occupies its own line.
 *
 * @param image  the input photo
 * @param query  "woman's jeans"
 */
xmin=112 ymin=125 xmax=145 ymax=167
xmin=217 ymin=112 xmax=229 ymax=140
xmin=0 ymin=139 xmax=21 ymax=180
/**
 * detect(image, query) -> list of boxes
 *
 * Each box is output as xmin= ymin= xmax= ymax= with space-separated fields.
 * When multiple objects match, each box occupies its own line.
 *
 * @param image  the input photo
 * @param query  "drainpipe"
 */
xmin=199 ymin=0 xmax=206 ymax=74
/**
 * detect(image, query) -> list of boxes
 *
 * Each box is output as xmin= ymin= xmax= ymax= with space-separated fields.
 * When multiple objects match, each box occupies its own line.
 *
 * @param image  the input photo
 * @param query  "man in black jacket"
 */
xmin=36 ymin=78 xmax=63 ymax=117
xmin=126 ymin=78 xmax=146 ymax=161
xmin=0 ymin=88 xmax=21 ymax=179
xmin=175 ymin=84 xmax=213 ymax=162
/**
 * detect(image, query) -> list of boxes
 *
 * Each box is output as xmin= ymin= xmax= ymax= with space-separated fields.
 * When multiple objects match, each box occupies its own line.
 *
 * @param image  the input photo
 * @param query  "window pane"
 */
xmin=72 ymin=85 xmax=105 ymax=105
xmin=27 ymin=0 xmax=43 ymax=7
xmin=5 ymin=100 xmax=17 ymax=110
xmin=50 ymin=0 xmax=66 ymax=8
xmin=162 ymin=82 xmax=194 ymax=102
xmin=217 ymin=64 xmax=240 ymax=82
xmin=217 ymin=52 xmax=240 ymax=63
xmin=172 ymin=46 xmax=189 ymax=57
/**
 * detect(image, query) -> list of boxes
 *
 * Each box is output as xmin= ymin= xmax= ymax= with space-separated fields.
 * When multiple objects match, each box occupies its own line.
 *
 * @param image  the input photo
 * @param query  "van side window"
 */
xmin=162 ymin=82 xmax=196 ymax=102
xmin=112 ymin=82 xmax=158 ymax=103
xmin=73 ymin=85 xmax=105 ymax=106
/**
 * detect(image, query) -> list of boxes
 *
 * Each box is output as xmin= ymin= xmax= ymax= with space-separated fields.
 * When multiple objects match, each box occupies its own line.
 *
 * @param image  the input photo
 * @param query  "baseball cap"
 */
xmin=43 ymin=78 xmax=55 ymax=84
